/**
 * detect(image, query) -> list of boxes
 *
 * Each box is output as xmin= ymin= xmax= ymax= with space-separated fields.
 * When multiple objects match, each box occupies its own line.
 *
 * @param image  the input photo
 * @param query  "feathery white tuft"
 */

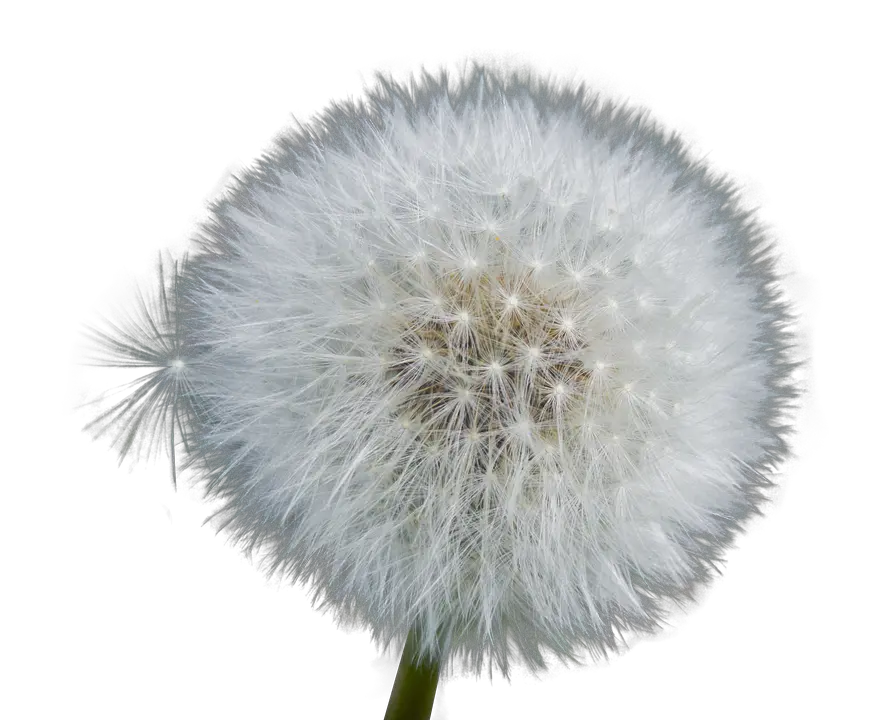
xmin=85 ymin=63 xmax=799 ymax=679
xmin=82 ymin=254 xmax=195 ymax=487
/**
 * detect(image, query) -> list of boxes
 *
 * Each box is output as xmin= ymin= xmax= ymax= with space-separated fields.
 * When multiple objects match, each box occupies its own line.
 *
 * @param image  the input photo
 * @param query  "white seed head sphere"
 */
xmin=87 ymin=64 xmax=799 ymax=680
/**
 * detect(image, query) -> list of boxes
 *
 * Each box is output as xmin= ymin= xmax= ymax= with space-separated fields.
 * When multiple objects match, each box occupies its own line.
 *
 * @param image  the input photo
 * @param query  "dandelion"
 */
xmin=82 ymin=62 xmax=800 ymax=719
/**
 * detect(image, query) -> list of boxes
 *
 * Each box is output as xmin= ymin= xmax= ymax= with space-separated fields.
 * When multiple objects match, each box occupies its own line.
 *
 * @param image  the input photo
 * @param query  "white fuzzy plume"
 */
xmin=85 ymin=63 xmax=799 ymax=679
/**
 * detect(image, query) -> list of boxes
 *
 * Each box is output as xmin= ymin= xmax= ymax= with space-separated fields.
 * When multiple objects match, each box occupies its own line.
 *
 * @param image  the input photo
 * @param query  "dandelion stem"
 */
xmin=383 ymin=622 xmax=443 ymax=720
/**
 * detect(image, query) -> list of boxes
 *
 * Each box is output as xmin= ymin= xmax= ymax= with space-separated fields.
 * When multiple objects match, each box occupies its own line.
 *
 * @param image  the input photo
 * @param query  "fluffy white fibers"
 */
xmin=85 ymin=63 xmax=799 ymax=679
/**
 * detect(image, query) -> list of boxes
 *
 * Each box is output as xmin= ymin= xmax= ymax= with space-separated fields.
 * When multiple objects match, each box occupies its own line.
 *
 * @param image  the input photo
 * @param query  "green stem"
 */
xmin=383 ymin=623 xmax=444 ymax=720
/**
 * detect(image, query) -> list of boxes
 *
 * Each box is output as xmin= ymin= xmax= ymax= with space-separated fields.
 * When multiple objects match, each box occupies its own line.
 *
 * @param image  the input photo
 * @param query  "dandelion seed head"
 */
xmin=83 ymin=63 xmax=800 ymax=681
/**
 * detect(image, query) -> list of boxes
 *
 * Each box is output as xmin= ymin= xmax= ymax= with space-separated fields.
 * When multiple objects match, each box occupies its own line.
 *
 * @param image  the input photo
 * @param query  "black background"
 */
xmin=74 ymin=25 xmax=820 ymax=720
